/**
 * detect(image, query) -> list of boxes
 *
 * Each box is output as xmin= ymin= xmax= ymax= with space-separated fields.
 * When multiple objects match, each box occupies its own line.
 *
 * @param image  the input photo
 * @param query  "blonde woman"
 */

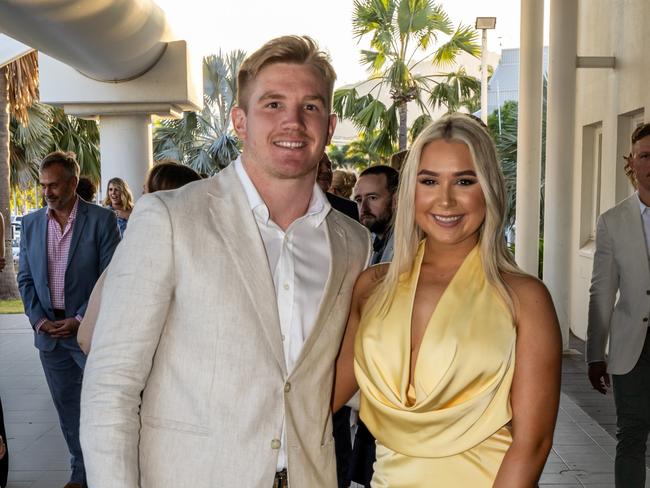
xmin=102 ymin=177 xmax=134 ymax=237
xmin=334 ymin=114 xmax=562 ymax=487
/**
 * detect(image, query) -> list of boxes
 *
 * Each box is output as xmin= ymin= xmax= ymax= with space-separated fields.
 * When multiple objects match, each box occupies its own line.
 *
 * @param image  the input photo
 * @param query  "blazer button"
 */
xmin=644 ymin=317 xmax=648 ymax=322
xmin=647 ymin=290 xmax=650 ymax=295
xmin=271 ymin=439 xmax=281 ymax=449
xmin=284 ymin=382 xmax=291 ymax=393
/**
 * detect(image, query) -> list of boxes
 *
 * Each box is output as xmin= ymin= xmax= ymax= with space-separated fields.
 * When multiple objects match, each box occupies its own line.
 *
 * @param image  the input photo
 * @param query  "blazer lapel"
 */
xmin=291 ymin=212 xmax=349 ymax=373
xmin=206 ymin=166 xmax=287 ymax=375
xmin=622 ymin=196 xmax=650 ymax=283
xmin=37 ymin=209 xmax=54 ymax=309
xmin=67 ymin=199 xmax=88 ymax=269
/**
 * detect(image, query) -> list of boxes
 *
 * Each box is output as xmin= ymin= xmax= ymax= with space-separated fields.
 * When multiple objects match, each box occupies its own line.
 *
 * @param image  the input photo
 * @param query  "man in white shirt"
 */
xmin=587 ymin=123 xmax=650 ymax=488
xmin=80 ymin=36 xmax=370 ymax=488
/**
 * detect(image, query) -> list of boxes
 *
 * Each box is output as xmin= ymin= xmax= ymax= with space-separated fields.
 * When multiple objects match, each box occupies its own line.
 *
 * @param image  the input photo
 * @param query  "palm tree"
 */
xmin=327 ymin=143 xmax=369 ymax=171
xmin=153 ymin=50 xmax=245 ymax=174
xmin=334 ymin=0 xmax=480 ymax=153
xmin=428 ymin=67 xmax=481 ymax=113
xmin=1 ymin=51 xmax=38 ymax=299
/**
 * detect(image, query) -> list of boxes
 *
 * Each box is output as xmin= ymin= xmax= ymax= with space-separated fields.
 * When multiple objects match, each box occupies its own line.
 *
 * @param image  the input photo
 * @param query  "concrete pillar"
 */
xmin=543 ymin=0 xmax=578 ymax=349
xmin=98 ymin=115 xmax=153 ymax=200
xmin=514 ymin=0 xmax=545 ymax=274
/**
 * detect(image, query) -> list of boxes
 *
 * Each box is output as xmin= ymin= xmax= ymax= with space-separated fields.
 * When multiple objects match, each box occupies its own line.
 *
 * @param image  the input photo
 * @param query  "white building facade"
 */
xmin=566 ymin=0 xmax=649 ymax=341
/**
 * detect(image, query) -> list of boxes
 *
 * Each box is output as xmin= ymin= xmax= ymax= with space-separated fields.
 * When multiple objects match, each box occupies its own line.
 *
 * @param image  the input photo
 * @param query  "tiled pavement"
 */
xmin=1 ymin=314 xmax=649 ymax=487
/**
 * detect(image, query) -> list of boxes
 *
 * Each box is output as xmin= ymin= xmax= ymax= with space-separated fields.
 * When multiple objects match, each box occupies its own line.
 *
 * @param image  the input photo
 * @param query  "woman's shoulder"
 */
xmin=502 ymin=271 xmax=555 ymax=324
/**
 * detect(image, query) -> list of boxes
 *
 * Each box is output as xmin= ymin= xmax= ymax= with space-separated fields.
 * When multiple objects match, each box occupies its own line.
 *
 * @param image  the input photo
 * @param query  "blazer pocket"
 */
xmin=141 ymin=415 xmax=210 ymax=436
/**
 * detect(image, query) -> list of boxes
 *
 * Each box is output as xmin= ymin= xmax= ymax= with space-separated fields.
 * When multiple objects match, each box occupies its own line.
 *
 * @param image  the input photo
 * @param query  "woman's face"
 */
xmin=108 ymin=183 xmax=122 ymax=205
xmin=414 ymin=139 xmax=486 ymax=250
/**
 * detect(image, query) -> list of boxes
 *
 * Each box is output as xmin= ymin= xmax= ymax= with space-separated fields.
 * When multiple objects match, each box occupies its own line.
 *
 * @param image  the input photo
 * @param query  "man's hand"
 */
xmin=49 ymin=317 xmax=80 ymax=339
xmin=588 ymin=361 xmax=610 ymax=394
xmin=39 ymin=319 xmax=60 ymax=335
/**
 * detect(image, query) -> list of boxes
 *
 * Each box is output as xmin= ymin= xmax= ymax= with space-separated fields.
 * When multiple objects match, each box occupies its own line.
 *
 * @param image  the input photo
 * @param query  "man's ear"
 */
xmin=326 ymin=114 xmax=337 ymax=144
xmin=232 ymin=106 xmax=247 ymax=140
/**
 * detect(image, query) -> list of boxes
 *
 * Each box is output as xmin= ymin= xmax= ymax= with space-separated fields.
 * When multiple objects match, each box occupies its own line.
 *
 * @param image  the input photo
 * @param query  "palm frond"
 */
xmin=432 ymin=24 xmax=480 ymax=68
xmin=6 ymin=51 xmax=39 ymax=125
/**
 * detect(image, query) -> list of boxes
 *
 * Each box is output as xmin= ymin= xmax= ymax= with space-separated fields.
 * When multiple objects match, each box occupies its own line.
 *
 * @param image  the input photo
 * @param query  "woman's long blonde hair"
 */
xmin=103 ymin=177 xmax=134 ymax=211
xmin=371 ymin=113 xmax=524 ymax=317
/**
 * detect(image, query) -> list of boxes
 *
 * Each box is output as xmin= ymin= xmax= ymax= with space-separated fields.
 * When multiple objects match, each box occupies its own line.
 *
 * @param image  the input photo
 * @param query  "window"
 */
xmin=579 ymin=123 xmax=603 ymax=247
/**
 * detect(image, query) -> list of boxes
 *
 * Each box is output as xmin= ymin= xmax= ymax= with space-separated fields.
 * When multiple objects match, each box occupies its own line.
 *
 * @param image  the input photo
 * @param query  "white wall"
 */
xmin=569 ymin=0 xmax=649 ymax=340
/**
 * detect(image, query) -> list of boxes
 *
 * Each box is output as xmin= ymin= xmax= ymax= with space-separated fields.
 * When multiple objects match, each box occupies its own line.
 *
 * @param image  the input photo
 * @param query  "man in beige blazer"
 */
xmin=587 ymin=123 xmax=650 ymax=488
xmin=80 ymin=36 xmax=370 ymax=488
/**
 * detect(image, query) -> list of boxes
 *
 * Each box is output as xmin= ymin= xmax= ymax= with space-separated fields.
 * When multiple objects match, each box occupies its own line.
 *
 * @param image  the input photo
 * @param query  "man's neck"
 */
xmin=242 ymin=160 xmax=315 ymax=231
xmin=50 ymin=197 xmax=77 ymax=228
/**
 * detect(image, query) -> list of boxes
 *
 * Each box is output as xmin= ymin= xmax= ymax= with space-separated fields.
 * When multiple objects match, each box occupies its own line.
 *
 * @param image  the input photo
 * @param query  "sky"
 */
xmin=156 ymin=0 xmax=550 ymax=86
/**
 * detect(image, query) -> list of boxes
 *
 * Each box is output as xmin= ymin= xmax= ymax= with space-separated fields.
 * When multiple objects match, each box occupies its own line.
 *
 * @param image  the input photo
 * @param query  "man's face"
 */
xmin=316 ymin=155 xmax=333 ymax=192
xmin=232 ymin=62 xmax=336 ymax=184
xmin=353 ymin=173 xmax=395 ymax=235
xmin=39 ymin=164 xmax=77 ymax=212
xmin=631 ymin=135 xmax=650 ymax=194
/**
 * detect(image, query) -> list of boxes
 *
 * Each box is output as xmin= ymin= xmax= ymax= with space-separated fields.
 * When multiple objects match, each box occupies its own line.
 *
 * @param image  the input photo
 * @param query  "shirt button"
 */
xmin=271 ymin=438 xmax=281 ymax=449
xmin=283 ymin=283 xmax=290 ymax=290
xmin=284 ymin=382 xmax=291 ymax=393
xmin=281 ymin=334 xmax=286 ymax=341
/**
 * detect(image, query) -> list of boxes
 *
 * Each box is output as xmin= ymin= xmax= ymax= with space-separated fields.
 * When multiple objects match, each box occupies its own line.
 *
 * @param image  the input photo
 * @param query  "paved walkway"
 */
xmin=1 ymin=313 xmax=649 ymax=487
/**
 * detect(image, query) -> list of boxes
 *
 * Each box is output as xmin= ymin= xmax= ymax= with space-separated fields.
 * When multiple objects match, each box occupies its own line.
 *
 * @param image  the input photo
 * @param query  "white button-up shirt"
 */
xmin=234 ymin=157 xmax=332 ymax=471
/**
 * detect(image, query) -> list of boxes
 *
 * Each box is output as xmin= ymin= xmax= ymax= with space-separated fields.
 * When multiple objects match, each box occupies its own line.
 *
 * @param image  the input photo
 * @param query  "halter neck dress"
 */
xmin=354 ymin=241 xmax=516 ymax=487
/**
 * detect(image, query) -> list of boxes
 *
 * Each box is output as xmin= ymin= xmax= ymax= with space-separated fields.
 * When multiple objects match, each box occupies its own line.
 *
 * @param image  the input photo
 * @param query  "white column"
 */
xmin=514 ymin=0 xmax=545 ymax=274
xmin=98 ymin=115 xmax=153 ymax=200
xmin=543 ymin=0 xmax=578 ymax=349
xmin=480 ymin=28 xmax=489 ymax=123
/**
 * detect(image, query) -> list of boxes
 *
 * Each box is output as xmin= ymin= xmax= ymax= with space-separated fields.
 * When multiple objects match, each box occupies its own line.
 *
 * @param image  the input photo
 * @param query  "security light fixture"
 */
xmin=475 ymin=17 xmax=497 ymax=30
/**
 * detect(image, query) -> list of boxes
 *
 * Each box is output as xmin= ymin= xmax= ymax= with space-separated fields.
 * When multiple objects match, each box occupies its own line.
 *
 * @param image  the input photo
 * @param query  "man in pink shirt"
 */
xmin=17 ymin=151 xmax=120 ymax=488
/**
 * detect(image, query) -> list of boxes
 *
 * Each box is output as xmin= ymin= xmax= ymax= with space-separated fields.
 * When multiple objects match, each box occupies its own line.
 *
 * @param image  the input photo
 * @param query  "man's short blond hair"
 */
xmin=237 ymin=35 xmax=336 ymax=112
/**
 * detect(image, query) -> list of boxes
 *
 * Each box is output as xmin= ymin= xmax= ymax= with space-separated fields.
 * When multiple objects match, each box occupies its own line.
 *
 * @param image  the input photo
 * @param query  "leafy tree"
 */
xmin=429 ymin=67 xmax=481 ymax=114
xmin=334 ymin=0 xmax=480 ymax=155
xmin=1 ymin=52 xmax=38 ymax=299
xmin=153 ymin=50 xmax=245 ymax=174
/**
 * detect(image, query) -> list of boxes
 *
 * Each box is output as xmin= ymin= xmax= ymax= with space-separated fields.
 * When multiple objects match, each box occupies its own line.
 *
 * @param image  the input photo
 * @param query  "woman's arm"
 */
xmin=494 ymin=275 xmax=562 ymax=487
xmin=332 ymin=265 xmax=385 ymax=412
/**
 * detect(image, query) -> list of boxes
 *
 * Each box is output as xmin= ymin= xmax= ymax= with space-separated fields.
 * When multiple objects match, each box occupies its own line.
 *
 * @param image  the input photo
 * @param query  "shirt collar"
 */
xmin=233 ymin=156 xmax=330 ymax=227
xmin=637 ymin=192 xmax=650 ymax=215
xmin=46 ymin=196 xmax=80 ymax=223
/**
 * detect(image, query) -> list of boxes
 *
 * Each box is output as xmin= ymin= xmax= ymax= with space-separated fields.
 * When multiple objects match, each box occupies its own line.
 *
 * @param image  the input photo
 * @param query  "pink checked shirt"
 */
xmin=36 ymin=198 xmax=82 ymax=331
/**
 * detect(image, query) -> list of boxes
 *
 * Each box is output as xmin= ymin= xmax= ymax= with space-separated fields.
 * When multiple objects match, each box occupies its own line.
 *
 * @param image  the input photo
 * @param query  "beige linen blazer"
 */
xmin=77 ymin=270 xmax=105 ymax=354
xmin=587 ymin=194 xmax=650 ymax=374
xmin=80 ymin=164 xmax=370 ymax=487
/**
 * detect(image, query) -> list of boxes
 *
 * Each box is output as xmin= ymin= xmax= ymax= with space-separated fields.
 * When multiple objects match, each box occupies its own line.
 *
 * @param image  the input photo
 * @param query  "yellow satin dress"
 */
xmin=354 ymin=242 xmax=516 ymax=487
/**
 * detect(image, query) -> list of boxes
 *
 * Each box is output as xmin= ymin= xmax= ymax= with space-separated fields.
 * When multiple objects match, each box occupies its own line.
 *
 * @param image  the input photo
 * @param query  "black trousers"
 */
xmin=612 ymin=330 xmax=650 ymax=488
xmin=333 ymin=407 xmax=352 ymax=488
xmin=350 ymin=420 xmax=375 ymax=487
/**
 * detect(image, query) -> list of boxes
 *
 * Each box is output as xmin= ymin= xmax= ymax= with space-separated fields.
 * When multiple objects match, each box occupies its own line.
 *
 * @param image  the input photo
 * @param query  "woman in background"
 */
xmin=329 ymin=169 xmax=357 ymax=199
xmin=334 ymin=114 xmax=562 ymax=487
xmin=103 ymin=177 xmax=134 ymax=237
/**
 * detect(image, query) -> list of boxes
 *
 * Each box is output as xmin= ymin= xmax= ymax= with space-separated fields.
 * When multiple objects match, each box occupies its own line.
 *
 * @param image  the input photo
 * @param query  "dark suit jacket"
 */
xmin=17 ymin=199 xmax=120 ymax=351
xmin=326 ymin=192 xmax=359 ymax=221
